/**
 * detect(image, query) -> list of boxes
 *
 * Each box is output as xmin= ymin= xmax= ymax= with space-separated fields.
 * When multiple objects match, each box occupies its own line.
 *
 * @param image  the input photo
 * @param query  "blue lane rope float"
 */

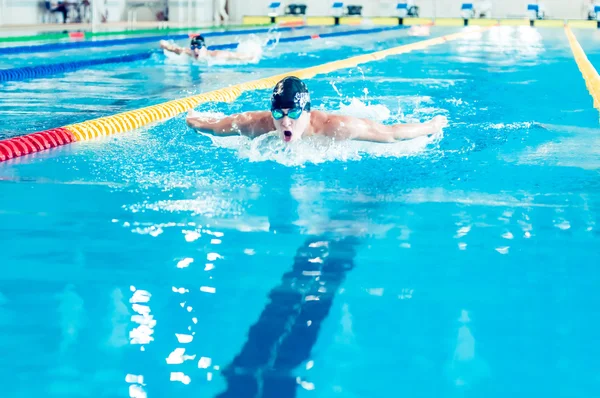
xmin=0 ymin=52 xmax=154 ymax=82
xmin=0 ymin=26 xmax=312 ymax=55
xmin=209 ymin=25 xmax=405 ymax=49
xmin=0 ymin=26 xmax=406 ymax=83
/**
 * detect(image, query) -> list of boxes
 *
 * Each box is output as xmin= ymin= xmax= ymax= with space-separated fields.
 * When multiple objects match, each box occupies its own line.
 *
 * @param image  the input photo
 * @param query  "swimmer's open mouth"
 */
xmin=283 ymin=131 xmax=292 ymax=142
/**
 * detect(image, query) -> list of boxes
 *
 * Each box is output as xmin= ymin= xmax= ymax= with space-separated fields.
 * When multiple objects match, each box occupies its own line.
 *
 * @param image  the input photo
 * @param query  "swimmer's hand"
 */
xmin=186 ymin=109 xmax=218 ymax=132
xmin=392 ymin=115 xmax=448 ymax=140
xmin=318 ymin=111 xmax=447 ymax=143
xmin=160 ymin=40 xmax=186 ymax=55
xmin=430 ymin=115 xmax=449 ymax=131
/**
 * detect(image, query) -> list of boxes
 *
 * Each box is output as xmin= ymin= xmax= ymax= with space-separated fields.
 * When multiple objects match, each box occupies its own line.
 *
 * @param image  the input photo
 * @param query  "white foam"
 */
xmin=206 ymin=35 xmax=264 ymax=66
xmin=163 ymin=35 xmax=264 ymax=66
xmin=338 ymin=98 xmax=391 ymax=122
xmin=207 ymin=131 xmax=437 ymax=166
xmin=483 ymin=122 xmax=533 ymax=130
xmin=235 ymin=35 xmax=264 ymax=60
xmin=195 ymin=99 xmax=442 ymax=166
xmin=162 ymin=46 xmax=194 ymax=64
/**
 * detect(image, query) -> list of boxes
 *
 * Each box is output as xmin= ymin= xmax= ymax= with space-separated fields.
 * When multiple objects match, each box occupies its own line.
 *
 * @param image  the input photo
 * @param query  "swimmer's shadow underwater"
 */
xmin=215 ymin=235 xmax=360 ymax=398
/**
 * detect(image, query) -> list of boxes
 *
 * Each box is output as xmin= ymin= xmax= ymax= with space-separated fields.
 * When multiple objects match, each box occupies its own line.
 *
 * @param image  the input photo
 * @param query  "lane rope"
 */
xmin=565 ymin=26 xmax=600 ymax=113
xmin=0 ymin=26 xmax=312 ymax=55
xmin=0 ymin=52 xmax=153 ymax=82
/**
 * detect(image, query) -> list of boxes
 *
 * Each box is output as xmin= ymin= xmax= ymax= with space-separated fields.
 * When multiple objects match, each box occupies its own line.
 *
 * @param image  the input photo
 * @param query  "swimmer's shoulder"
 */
xmin=208 ymin=49 xmax=235 ymax=58
xmin=310 ymin=110 xmax=328 ymax=124
xmin=310 ymin=110 xmax=342 ymax=136
xmin=242 ymin=111 xmax=275 ymax=131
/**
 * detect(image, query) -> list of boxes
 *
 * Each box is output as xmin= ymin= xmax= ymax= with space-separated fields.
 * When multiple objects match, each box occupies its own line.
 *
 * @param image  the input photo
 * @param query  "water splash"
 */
xmin=330 ymin=80 xmax=343 ymax=97
xmin=338 ymin=98 xmax=391 ymax=121
xmin=162 ymin=48 xmax=194 ymax=64
xmin=196 ymin=99 xmax=442 ymax=166
xmin=206 ymin=35 xmax=264 ymax=66
xmin=162 ymin=34 xmax=264 ymax=66
xmin=236 ymin=35 xmax=264 ymax=59
xmin=263 ymin=30 xmax=282 ymax=51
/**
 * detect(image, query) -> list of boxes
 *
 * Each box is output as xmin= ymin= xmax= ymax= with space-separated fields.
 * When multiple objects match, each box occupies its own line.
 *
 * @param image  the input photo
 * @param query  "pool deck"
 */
xmin=0 ymin=21 xmax=219 ymax=36
xmin=4 ymin=17 xmax=595 ymax=38
xmin=242 ymin=15 xmax=599 ymax=29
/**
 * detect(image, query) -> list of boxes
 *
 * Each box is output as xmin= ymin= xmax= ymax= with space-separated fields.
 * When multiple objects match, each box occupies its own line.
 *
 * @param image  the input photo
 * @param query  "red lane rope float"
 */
xmin=0 ymin=128 xmax=75 ymax=161
xmin=69 ymin=32 xmax=85 ymax=39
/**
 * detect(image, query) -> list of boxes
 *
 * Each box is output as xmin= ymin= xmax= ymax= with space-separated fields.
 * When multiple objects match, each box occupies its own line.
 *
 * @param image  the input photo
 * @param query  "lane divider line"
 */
xmin=0 ymin=27 xmax=487 ymax=163
xmin=0 ymin=26 xmax=312 ymax=55
xmin=565 ymin=26 xmax=600 ymax=113
xmin=0 ymin=51 xmax=153 ymax=83
xmin=0 ymin=128 xmax=75 ymax=161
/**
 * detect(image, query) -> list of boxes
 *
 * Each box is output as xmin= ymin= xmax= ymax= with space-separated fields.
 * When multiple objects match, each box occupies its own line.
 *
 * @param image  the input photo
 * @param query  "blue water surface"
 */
xmin=0 ymin=25 xmax=599 ymax=398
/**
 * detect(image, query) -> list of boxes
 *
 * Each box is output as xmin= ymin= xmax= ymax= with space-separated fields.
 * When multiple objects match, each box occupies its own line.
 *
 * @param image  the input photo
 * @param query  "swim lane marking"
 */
xmin=565 ymin=26 xmax=600 ymax=116
xmin=216 ymin=237 xmax=359 ymax=398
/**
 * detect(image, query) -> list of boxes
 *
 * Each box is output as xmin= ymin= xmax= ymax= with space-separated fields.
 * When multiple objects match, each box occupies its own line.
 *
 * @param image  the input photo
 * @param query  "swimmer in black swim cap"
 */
xmin=187 ymin=75 xmax=448 ymax=143
xmin=190 ymin=35 xmax=206 ymax=51
xmin=270 ymin=76 xmax=311 ymax=142
xmin=159 ymin=34 xmax=255 ymax=61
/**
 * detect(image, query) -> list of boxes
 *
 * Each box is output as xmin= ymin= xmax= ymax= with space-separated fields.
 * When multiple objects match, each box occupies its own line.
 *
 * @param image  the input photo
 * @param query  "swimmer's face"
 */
xmin=192 ymin=47 xmax=208 ymax=58
xmin=272 ymin=108 xmax=310 ymax=142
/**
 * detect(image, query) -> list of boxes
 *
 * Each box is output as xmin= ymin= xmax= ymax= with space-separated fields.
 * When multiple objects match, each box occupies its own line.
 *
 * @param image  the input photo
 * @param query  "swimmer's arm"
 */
xmin=160 ymin=40 xmax=192 ymax=56
xmin=391 ymin=116 xmax=448 ymax=139
xmin=208 ymin=50 xmax=255 ymax=61
xmin=186 ymin=111 xmax=275 ymax=138
xmin=321 ymin=114 xmax=448 ymax=142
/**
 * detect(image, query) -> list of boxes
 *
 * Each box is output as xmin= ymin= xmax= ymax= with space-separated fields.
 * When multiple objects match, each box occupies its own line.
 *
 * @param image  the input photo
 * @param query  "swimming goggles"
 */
xmin=271 ymin=107 xmax=303 ymax=120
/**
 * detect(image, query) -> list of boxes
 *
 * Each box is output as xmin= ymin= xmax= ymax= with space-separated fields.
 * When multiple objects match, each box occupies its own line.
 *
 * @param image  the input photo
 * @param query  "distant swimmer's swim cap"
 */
xmin=271 ymin=76 xmax=311 ymax=112
xmin=190 ymin=35 xmax=206 ymax=50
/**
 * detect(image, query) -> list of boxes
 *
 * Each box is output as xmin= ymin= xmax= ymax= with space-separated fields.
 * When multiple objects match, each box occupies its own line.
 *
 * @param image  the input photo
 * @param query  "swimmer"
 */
xmin=186 ymin=76 xmax=448 ymax=143
xmin=159 ymin=34 xmax=255 ymax=61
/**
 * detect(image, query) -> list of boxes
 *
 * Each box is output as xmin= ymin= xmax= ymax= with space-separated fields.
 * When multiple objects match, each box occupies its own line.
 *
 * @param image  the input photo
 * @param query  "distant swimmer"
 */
xmin=159 ymin=34 xmax=256 ymax=62
xmin=186 ymin=76 xmax=448 ymax=143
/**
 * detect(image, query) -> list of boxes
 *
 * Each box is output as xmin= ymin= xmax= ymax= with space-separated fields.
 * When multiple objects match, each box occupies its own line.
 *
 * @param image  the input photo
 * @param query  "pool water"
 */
xmin=0 ymin=26 xmax=599 ymax=398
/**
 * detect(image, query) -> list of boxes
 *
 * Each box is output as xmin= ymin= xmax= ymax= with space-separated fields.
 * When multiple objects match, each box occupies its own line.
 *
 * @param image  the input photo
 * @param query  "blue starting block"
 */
xmin=268 ymin=2 xmax=283 ymax=17
xmin=460 ymin=3 xmax=474 ymax=19
xmin=527 ymin=4 xmax=544 ymax=20
xmin=332 ymin=1 xmax=344 ymax=17
xmin=397 ymin=3 xmax=408 ymax=18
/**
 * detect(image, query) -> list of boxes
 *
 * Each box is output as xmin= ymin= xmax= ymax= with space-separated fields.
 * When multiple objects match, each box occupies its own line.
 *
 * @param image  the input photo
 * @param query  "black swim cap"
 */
xmin=271 ymin=76 xmax=311 ymax=111
xmin=190 ymin=35 xmax=205 ymax=49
